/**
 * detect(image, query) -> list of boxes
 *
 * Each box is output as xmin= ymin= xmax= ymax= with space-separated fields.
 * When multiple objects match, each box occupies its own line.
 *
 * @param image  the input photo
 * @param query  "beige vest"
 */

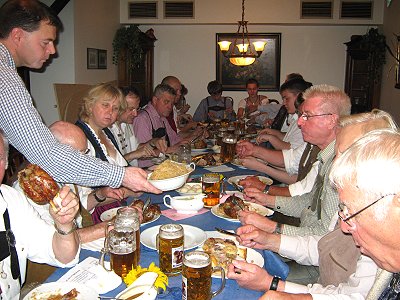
xmin=318 ymin=227 xmax=361 ymax=286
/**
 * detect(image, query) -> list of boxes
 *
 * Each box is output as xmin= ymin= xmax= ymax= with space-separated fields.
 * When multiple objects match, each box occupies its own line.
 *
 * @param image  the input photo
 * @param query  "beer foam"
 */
xmin=184 ymin=253 xmax=209 ymax=268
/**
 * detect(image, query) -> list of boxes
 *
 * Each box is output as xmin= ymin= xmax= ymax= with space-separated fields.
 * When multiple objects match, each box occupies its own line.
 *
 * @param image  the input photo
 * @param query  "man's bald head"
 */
xmin=49 ymin=121 xmax=87 ymax=152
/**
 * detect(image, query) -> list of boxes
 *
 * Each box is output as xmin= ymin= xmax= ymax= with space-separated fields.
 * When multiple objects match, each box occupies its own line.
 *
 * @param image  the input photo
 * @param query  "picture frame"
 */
xmin=98 ymin=49 xmax=107 ymax=69
xmin=395 ymin=36 xmax=400 ymax=89
xmin=216 ymin=33 xmax=281 ymax=91
xmin=87 ymin=48 xmax=98 ymax=69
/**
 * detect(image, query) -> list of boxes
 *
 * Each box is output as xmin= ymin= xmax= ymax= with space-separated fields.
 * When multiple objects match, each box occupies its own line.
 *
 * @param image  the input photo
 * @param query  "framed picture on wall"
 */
xmin=98 ymin=49 xmax=107 ymax=69
xmin=216 ymin=33 xmax=281 ymax=91
xmin=87 ymin=48 xmax=98 ymax=69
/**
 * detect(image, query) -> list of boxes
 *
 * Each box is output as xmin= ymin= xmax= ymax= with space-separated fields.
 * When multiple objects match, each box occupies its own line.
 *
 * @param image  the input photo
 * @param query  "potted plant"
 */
xmin=360 ymin=28 xmax=387 ymax=82
xmin=112 ymin=25 xmax=143 ymax=70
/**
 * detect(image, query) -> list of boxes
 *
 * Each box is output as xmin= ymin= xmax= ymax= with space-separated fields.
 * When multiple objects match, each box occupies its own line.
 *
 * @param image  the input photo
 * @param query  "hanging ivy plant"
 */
xmin=360 ymin=28 xmax=386 ymax=82
xmin=112 ymin=25 xmax=143 ymax=70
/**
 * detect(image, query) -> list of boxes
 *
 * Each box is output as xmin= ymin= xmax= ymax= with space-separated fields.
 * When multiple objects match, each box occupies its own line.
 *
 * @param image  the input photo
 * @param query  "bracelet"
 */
xmin=94 ymin=191 xmax=106 ymax=203
xmin=263 ymin=184 xmax=271 ymax=194
xmin=269 ymin=276 xmax=280 ymax=291
xmin=149 ymin=141 xmax=156 ymax=149
xmin=54 ymin=220 xmax=77 ymax=235
xmin=273 ymin=223 xmax=282 ymax=234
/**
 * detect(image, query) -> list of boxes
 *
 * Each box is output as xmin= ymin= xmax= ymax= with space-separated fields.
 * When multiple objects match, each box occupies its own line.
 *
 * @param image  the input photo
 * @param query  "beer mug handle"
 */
xmin=156 ymin=233 xmax=159 ymax=252
xmin=210 ymin=266 xmax=226 ymax=298
xmin=99 ymin=222 xmax=114 ymax=272
xmin=163 ymin=195 xmax=173 ymax=209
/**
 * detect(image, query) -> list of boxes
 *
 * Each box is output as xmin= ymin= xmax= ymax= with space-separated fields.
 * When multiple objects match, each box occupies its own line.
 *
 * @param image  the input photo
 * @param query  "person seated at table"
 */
xmin=0 ymin=129 xmax=80 ymax=299
xmin=175 ymin=84 xmax=193 ymax=128
xmin=161 ymin=76 xmax=197 ymax=135
xmin=230 ymin=110 xmax=396 ymax=293
xmin=237 ymin=78 xmax=270 ymax=119
xmin=238 ymin=85 xmax=351 ymax=238
xmin=75 ymin=83 xmax=141 ymax=222
xmin=193 ymin=80 xmax=236 ymax=123
xmin=237 ymin=79 xmax=311 ymax=185
xmin=109 ymin=86 xmax=167 ymax=167
xmin=133 ymin=84 xmax=203 ymax=167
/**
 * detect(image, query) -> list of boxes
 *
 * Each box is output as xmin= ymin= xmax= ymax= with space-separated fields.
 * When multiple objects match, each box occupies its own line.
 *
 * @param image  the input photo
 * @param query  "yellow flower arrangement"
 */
xmin=124 ymin=263 xmax=168 ymax=291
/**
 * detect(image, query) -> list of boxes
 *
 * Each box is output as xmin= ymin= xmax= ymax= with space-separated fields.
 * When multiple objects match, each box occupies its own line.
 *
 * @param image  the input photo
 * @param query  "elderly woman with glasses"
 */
xmin=109 ymin=86 xmax=167 ymax=166
xmin=76 ymin=83 xmax=141 ymax=223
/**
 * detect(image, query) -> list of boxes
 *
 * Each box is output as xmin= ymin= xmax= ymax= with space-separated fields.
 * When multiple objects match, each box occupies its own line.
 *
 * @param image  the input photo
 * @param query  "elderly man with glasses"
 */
xmin=228 ymin=110 xmax=397 ymax=298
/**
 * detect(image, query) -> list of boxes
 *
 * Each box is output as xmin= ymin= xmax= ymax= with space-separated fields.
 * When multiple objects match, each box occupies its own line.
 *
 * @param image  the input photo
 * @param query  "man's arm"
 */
xmin=0 ymin=77 xmax=124 ymax=188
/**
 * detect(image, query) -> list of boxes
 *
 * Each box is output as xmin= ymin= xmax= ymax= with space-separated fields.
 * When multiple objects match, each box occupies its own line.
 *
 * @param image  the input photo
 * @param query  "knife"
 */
xmin=142 ymin=196 xmax=151 ymax=213
xmin=215 ymin=227 xmax=240 ymax=238
xmin=231 ymin=181 xmax=244 ymax=193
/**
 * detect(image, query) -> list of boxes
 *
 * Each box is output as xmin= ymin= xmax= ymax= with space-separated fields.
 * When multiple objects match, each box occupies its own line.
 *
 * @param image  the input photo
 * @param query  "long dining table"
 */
xmin=45 ymin=162 xmax=289 ymax=299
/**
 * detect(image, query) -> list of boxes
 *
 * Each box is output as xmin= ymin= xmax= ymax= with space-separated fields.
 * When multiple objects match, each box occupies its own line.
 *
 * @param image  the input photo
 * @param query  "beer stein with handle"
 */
xmin=100 ymin=223 xmax=137 ymax=279
xmin=182 ymin=251 xmax=225 ymax=300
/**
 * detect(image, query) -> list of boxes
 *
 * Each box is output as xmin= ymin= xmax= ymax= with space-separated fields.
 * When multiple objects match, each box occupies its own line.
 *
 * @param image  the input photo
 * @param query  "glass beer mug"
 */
xmin=100 ymin=224 xmax=137 ymax=278
xmin=115 ymin=207 xmax=141 ymax=267
xmin=221 ymin=133 xmax=237 ymax=163
xmin=182 ymin=251 xmax=225 ymax=300
xmin=157 ymin=224 xmax=184 ymax=276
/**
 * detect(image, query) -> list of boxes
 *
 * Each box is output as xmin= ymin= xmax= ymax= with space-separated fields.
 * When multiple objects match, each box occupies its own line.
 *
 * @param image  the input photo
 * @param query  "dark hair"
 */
xmin=279 ymin=78 xmax=312 ymax=95
xmin=0 ymin=0 xmax=63 ymax=38
xmin=181 ymin=84 xmax=188 ymax=96
xmin=285 ymin=73 xmax=304 ymax=82
xmin=246 ymin=78 xmax=259 ymax=87
xmin=120 ymin=86 xmax=141 ymax=98
xmin=207 ymin=80 xmax=223 ymax=95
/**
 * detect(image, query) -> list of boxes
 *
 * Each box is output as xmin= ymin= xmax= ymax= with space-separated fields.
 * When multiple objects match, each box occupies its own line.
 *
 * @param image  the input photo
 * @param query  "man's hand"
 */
xmin=50 ymin=186 xmax=79 ymax=230
xmin=243 ymin=187 xmax=275 ymax=207
xmin=97 ymin=187 xmax=125 ymax=200
xmin=236 ymin=224 xmax=281 ymax=252
xmin=260 ymin=291 xmax=312 ymax=300
xmin=136 ymin=144 xmax=157 ymax=158
xmin=239 ymin=176 xmax=266 ymax=190
xmin=236 ymin=140 xmax=256 ymax=158
xmin=238 ymin=210 xmax=277 ymax=233
xmin=151 ymin=138 xmax=168 ymax=154
xmin=122 ymin=167 xmax=161 ymax=194
xmin=240 ymin=157 xmax=268 ymax=172
xmin=227 ymin=260 xmax=271 ymax=291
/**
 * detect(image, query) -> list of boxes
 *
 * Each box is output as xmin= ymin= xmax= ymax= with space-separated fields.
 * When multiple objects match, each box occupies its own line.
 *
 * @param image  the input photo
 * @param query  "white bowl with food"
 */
xmin=163 ymin=194 xmax=205 ymax=214
xmin=147 ymin=160 xmax=195 ymax=191
xmin=176 ymin=182 xmax=203 ymax=195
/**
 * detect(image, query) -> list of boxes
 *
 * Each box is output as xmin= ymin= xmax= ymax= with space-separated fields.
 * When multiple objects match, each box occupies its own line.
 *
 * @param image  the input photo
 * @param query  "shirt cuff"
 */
xmin=279 ymin=235 xmax=301 ymax=259
xmin=284 ymin=281 xmax=309 ymax=294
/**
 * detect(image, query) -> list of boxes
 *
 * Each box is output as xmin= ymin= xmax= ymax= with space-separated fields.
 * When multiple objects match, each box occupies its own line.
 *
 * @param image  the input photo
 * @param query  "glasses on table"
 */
xmin=338 ymin=193 xmax=396 ymax=226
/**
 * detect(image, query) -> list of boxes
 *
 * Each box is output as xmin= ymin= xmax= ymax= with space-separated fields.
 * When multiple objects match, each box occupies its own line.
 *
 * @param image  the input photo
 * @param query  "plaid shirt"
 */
xmin=0 ymin=44 xmax=124 ymax=187
xmin=275 ymin=140 xmax=339 ymax=236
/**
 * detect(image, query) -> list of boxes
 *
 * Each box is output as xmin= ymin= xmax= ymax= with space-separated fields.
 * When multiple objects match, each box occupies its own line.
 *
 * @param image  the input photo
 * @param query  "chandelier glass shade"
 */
xmin=218 ymin=0 xmax=266 ymax=67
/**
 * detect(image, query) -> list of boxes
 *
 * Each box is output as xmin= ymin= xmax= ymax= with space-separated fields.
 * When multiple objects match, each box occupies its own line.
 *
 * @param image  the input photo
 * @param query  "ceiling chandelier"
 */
xmin=218 ymin=0 xmax=266 ymax=67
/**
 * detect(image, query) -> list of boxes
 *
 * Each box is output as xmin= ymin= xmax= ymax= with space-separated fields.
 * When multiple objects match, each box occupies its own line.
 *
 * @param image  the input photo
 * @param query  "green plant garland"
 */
xmin=112 ymin=25 xmax=144 ymax=69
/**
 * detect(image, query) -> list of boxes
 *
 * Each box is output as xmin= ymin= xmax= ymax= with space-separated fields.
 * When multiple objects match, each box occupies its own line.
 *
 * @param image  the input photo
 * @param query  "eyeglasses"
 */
xmin=297 ymin=112 xmax=333 ymax=121
xmin=338 ymin=193 xmax=396 ymax=225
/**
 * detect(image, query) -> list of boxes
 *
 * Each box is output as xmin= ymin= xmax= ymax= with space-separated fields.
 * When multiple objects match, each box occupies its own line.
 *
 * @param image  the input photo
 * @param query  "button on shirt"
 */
xmin=275 ymin=140 xmax=338 ymax=236
xmin=0 ymin=44 xmax=123 ymax=188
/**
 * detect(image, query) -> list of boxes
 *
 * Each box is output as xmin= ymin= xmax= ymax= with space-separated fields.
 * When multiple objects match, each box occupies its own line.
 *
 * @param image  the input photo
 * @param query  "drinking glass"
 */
xmin=221 ymin=134 xmax=237 ymax=163
xmin=157 ymin=224 xmax=184 ymax=276
xmin=202 ymin=173 xmax=221 ymax=207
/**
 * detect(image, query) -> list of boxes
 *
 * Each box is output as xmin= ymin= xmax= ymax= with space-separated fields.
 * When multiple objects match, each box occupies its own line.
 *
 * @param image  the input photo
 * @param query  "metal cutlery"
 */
xmin=231 ymin=196 xmax=246 ymax=211
xmin=230 ymin=181 xmax=244 ymax=193
xmin=142 ymin=196 xmax=151 ymax=213
xmin=215 ymin=227 xmax=240 ymax=238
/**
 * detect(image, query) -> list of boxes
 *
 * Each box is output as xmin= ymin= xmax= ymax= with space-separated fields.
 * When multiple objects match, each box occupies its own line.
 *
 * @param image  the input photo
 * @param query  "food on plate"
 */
xmin=246 ymin=125 xmax=258 ymax=134
xmin=18 ymin=163 xmax=61 ymax=209
xmin=149 ymin=160 xmax=191 ymax=180
xmin=131 ymin=199 xmax=161 ymax=223
xmin=202 ymin=237 xmax=247 ymax=272
xmin=217 ymin=195 xmax=249 ymax=219
xmin=238 ymin=175 xmax=272 ymax=187
xmin=193 ymin=139 xmax=207 ymax=149
xmin=29 ymin=288 xmax=79 ymax=300
xmin=177 ymin=183 xmax=202 ymax=194
xmin=192 ymin=153 xmax=222 ymax=167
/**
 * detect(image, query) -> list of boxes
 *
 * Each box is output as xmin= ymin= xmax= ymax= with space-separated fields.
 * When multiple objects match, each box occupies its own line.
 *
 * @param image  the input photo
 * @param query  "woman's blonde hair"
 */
xmin=79 ymin=83 xmax=124 ymax=122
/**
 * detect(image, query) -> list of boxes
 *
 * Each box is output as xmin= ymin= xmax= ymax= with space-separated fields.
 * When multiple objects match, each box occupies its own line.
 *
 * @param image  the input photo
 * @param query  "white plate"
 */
xmin=200 ymin=231 xmax=264 ymax=278
xmin=228 ymin=175 xmax=273 ymax=188
xmin=176 ymin=182 xmax=203 ymax=195
xmin=140 ymin=224 xmax=207 ymax=251
xmin=191 ymin=147 xmax=208 ymax=152
xmin=230 ymin=158 xmax=247 ymax=169
xmin=99 ymin=207 xmax=161 ymax=226
xmin=23 ymin=282 xmax=98 ymax=300
xmin=211 ymin=201 xmax=274 ymax=222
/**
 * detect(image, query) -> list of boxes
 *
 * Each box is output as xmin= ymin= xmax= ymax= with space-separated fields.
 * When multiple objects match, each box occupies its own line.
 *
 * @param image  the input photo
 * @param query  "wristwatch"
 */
xmin=269 ymin=276 xmax=280 ymax=291
xmin=94 ymin=191 xmax=106 ymax=203
xmin=263 ymin=184 xmax=270 ymax=194
xmin=54 ymin=220 xmax=77 ymax=235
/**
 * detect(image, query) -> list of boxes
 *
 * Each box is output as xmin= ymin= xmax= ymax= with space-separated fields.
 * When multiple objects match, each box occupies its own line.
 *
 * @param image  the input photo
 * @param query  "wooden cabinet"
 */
xmin=117 ymin=29 xmax=156 ymax=105
xmin=344 ymin=35 xmax=381 ymax=114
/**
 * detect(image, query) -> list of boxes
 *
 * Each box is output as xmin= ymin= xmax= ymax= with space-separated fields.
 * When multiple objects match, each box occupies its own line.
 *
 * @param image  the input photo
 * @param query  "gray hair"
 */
xmin=0 ymin=128 xmax=9 ymax=169
xmin=153 ymin=84 xmax=176 ymax=99
xmin=338 ymin=109 xmax=398 ymax=130
xmin=303 ymin=84 xmax=351 ymax=117
xmin=330 ymin=129 xmax=400 ymax=221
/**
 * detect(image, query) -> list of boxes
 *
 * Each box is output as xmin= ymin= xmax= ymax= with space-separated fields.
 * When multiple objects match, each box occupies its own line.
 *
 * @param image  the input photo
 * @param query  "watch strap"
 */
xmin=263 ymin=184 xmax=271 ymax=194
xmin=94 ymin=191 xmax=106 ymax=202
xmin=54 ymin=220 xmax=77 ymax=235
xmin=273 ymin=222 xmax=283 ymax=234
xmin=269 ymin=276 xmax=280 ymax=291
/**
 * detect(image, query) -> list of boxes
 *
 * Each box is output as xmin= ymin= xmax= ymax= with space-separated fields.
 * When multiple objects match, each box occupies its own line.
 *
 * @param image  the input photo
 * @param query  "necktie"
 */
xmin=378 ymin=273 xmax=400 ymax=300
xmin=310 ymin=160 xmax=324 ymax=219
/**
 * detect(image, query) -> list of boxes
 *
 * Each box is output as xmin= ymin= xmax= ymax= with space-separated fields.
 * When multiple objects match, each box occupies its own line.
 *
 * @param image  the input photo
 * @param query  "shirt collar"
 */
xmin=318 ymin=139 xmax=336 ymax=163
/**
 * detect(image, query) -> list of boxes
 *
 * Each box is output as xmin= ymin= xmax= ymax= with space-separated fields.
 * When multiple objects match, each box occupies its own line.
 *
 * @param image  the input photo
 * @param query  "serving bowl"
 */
xmin=163 ymin=194 xmax=205 ymax=214
xmin=147 ymin=162 xmax=195 ymax=191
